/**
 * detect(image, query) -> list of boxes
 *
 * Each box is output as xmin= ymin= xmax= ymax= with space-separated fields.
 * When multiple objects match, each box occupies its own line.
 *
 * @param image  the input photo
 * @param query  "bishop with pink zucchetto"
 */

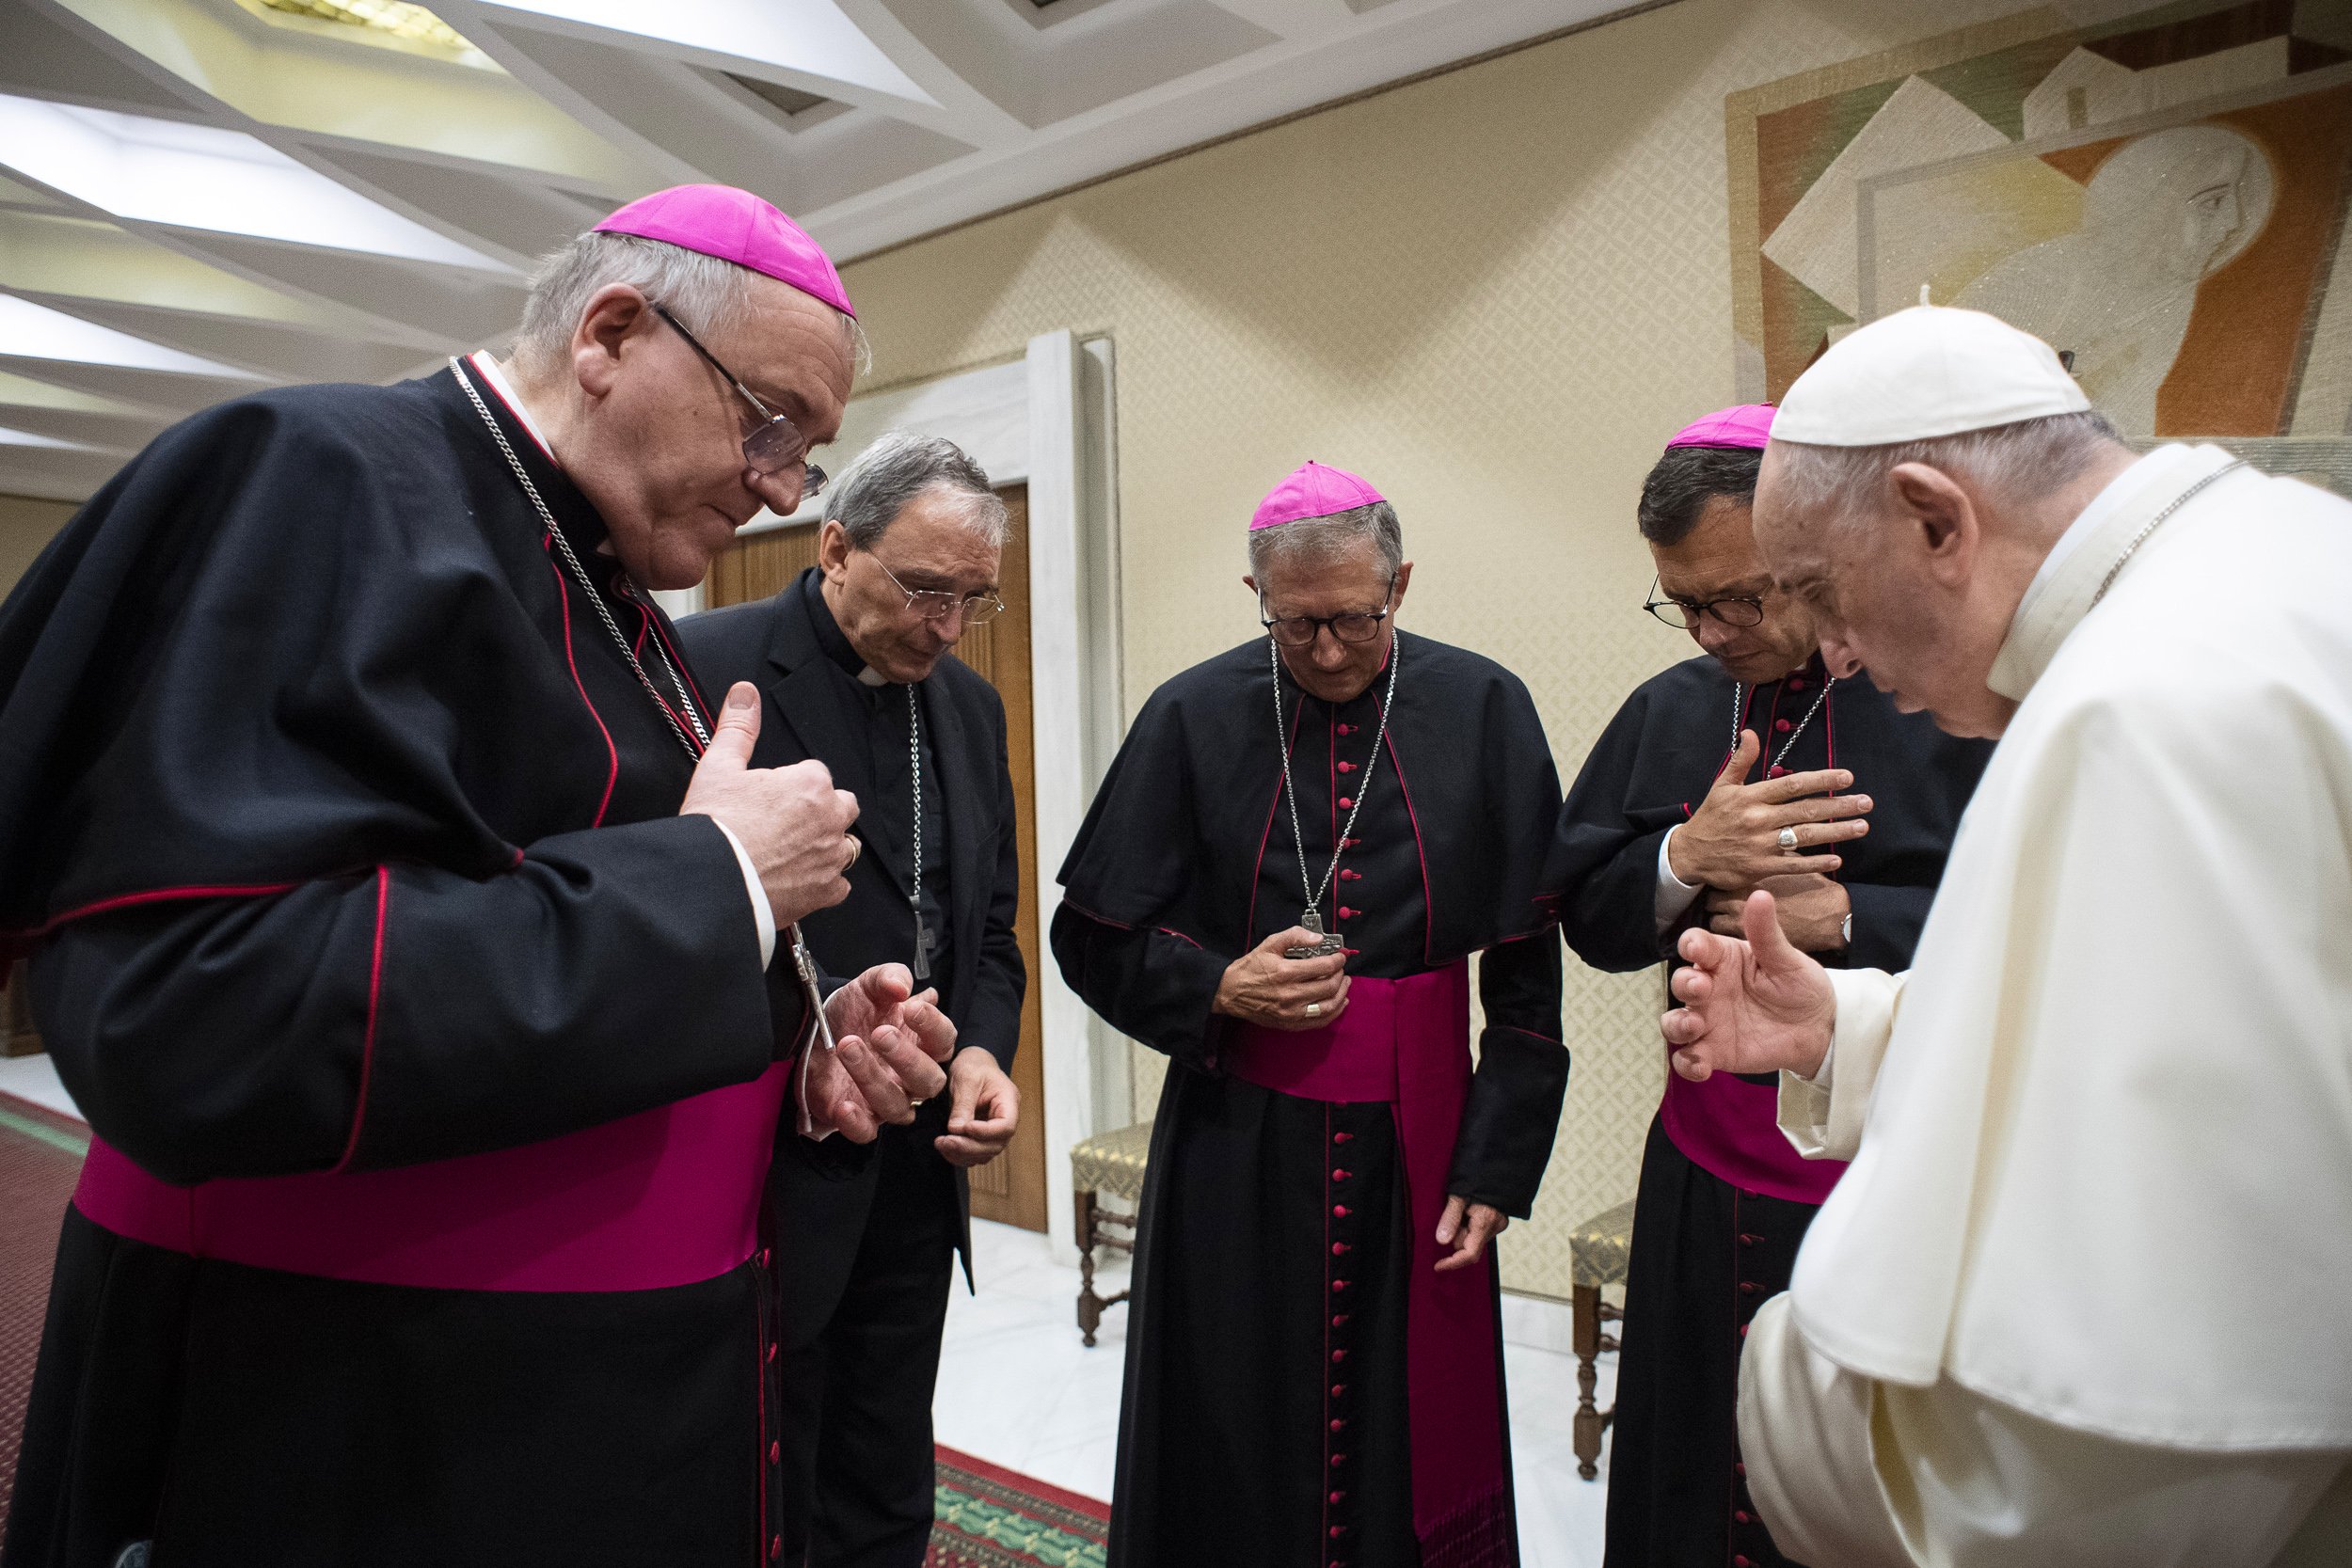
xmin=1055 ymin=460 xmax=1568 ymax=1566
xmin=0 ymin=186 xmax=958 ymax=1562
xmin=1544 ymin=404 xmax=1990 ymax=1565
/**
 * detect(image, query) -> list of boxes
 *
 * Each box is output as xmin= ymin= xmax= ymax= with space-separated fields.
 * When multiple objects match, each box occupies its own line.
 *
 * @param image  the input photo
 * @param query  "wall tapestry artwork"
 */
xmin=1728 ymin=0 xmax=2352 ymax=494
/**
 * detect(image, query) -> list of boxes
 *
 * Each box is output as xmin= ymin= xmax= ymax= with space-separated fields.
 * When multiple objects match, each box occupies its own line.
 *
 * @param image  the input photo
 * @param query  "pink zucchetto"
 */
xmin=1664 ymin=404 xmax=1775 ymax=451
xmin=596 ymin=184 xmax=855 ymax=320
xmin=1249 ymin=461 xmax=1386 ymax=531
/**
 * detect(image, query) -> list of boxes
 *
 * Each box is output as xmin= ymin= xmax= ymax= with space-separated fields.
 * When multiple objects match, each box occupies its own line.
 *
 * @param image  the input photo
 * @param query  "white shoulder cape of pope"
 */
xmin=1785 ymin=444 xmax=2352 ymax=1450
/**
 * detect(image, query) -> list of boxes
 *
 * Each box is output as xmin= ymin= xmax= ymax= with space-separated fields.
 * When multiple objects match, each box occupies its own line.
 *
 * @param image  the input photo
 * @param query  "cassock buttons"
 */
xmin=1337 ymin=723 xmax=1353 ymax=735
xmin=1767 ymin=766 xmax=1789 ymax=779
xmin=1330 ymin=1381 xmax=1346 ymax=1394
xmin=1787 ymin=677 xmax=1805 ymax=691
xmin=1331 ymin=1316 xmax=1349 ymax=1328
xmin=759 ymin=1247 xmax=771 ymax=1269
xmin=771 ymin=1537 xmax=784 ymax=1560
xmin=766 ymin=1342 xmax=778 ymax=1363
xmin=1774 ymin=719 xmax=1793 ymax=734
xmin=1330 ymin=1349 xmax=1348 ymax=1364
xmin=1333 ymin=1169 xmax=1353 ymax=1182
xmin=770 ymin=1441 xmax=781 ymax=1464
xmin=1333 ymin=1132 xmax=1354 ymax=1145
xmin=1332 ymin=1204 xmax=1351 ymax=1218
xmin=1341 ymin=870 xmax=1360 ymax=881
xmin=1337 ymin=797 xmax=1354 ymax=810
xmin=1331 ymin=1278 xmax=1350 ymax=1292
xmin=1740 ymin=1281 xmax=1761 ymax=1294
xmin=1338 ymin=907 xmax=1357 ymax=920
xmin=1329 ymin=1491 xmax=1346 ymax=1506
xmin=1331 ymin=1242 xmax=1352 ymax=1256
xmin=1337 ymin=761 xmax=1356 ymax=774
xmin=1330 ymin=1453 xmax=1347 ymax=1467
xmin=1329 ymin=1418 xmax=1347 ymax=1433
xmin=1735 ymin=1510 xmax=1754 ymax=1524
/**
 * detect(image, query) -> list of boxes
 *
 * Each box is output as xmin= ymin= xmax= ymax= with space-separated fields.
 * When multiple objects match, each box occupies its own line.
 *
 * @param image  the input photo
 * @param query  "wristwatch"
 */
xmin=1840 ymin=912 xmax=1853 ymax=946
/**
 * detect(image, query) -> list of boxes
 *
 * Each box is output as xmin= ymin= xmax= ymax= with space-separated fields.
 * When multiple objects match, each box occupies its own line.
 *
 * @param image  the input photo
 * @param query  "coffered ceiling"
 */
xmin=0 ymin=0 xmax=1631 ymax=501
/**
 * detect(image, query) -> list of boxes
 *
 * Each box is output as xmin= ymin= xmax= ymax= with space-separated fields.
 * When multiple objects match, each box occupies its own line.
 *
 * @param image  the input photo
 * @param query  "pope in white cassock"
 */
xmin=1661 ymin=303 xmax=2352 ymax=1566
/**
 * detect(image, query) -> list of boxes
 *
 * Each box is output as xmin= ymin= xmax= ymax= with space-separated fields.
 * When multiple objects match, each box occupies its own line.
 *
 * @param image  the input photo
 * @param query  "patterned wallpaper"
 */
xmin=840 ymin=0 xmax=2042 ymax=1300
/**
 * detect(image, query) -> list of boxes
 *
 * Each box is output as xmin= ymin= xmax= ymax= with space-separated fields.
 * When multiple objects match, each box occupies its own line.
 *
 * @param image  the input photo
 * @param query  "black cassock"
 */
xmin=1549 ymin=653 xmax=1989 ymax=1568
xmin=681 ymin=569 xmax=1028 ymax=1568
xmin=0 ymin=359 xmax=807 ymax=1568
xmin=1052 ymin=633 xmax=1567 ymax=1568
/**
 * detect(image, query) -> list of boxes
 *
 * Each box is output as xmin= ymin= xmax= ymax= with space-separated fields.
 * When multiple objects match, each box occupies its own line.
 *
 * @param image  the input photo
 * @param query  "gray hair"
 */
xmin=824 ymin=431 xmax=1008 ymax=549
xmin=1247 ymin=501 xmax=1405 ymax=579
xmin=513 ymin=230 xmax=871 ymax=380
xmin=1769 ymin=410 xmax=2126 ymax=531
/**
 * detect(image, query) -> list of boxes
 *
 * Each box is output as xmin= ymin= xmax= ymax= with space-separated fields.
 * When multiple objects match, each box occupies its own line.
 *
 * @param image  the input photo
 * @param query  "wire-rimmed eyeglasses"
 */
xmin=649 ymin=300 xmax=828 ymax=492
xmin=1644 ymin=578 xmax=1766 ymax=630
xmin=870 ymin=554 xmax=1007 ymax=626
xmin=1261 ymin=580 xmax=1396 ymax=648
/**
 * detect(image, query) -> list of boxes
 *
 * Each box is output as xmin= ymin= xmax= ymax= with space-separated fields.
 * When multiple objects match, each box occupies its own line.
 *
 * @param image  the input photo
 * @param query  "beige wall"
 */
xmin=0 ymin=494 xmax=75 ymax=600
xmin=839 ymin=0 xmax=2041 ymax=1298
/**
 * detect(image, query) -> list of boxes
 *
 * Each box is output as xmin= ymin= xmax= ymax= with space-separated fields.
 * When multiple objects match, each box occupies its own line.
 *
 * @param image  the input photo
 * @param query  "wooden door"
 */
xmin=703 ymin=489 xmax=1051 ymax=1232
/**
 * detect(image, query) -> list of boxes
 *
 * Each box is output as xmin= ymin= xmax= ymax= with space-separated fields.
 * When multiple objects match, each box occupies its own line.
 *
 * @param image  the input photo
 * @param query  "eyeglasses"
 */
xmin=1261 ymin=581 xmax=1396 ymax=648
xmin=869 ymin=554 xmax=1007 ymax=626
xmin=1644 ymin=578 xmax=1766 ymax=630
xmin=649 ymin=300 xmax=827 ymax=492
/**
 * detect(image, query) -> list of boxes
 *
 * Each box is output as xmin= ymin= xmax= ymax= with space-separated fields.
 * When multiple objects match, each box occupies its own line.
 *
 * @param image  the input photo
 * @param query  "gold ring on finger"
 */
xmin=1777 ymin=827 xmax=1800 ymax=851
xmin=1306 ymin=1002 xmax=1322 ymax=1018
xmin=844 ymin=834 xmax=863 ymax=870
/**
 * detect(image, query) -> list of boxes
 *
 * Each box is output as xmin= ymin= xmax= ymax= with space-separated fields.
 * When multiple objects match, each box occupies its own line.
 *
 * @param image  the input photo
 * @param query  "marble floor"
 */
xmin=938 ymin=1214 xmax=1614 ymax=1567
xmin=0 ymin=1053 xmax=1618 ymax=1563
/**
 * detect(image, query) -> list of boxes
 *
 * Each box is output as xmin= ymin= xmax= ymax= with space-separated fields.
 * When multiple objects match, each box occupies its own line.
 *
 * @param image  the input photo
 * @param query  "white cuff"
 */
xmin=1655 ymin=825 xmax=1705 ymax=933
xmin=713 ymin=820 xmax=777 ymax=969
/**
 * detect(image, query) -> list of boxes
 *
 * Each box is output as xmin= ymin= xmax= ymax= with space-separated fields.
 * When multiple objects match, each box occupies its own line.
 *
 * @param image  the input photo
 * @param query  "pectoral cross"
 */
xmin=913 ymin=899 xmax=935 ymax=982
xmin=1286 ymin=907 xmax=1345 ymax=960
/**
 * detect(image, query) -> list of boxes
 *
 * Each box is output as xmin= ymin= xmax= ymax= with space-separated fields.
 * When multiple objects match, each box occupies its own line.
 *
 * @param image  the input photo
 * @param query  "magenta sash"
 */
xmin=73 ymin=1064 xmax=787 ymax=1292
xmin=1660 ymin=1063 xmax=1844 ymax=1205
xmin=1225 ymin=962 xmax=1510 ymax=1557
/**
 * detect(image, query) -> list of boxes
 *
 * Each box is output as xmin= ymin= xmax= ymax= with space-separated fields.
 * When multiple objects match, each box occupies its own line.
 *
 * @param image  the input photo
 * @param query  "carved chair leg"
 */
xmin=1573 ymin=1283 xmax=1605 ymax=1480
xmin=1075 ymin=1187 xmax=1103 ymax=1347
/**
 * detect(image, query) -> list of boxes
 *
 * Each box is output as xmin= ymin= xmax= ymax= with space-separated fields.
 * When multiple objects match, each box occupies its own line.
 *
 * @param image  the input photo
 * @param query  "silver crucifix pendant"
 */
xmin=1286 ymin=907 xmax=1345 ymax=960
xmin=912 ymin=900 xmax=932 ymax=982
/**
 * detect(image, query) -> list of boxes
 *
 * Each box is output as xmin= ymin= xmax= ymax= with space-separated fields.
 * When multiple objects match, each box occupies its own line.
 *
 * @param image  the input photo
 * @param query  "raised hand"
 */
xmin=1661 ymin=889 xmax=1836 ymax=1082
xmin=1667 ymin=731 xmax=1872 ymax=891
xmin=802 ymin=964 xmax=955 ymax=1142
xmin=680 ymin=682 xmax=862 ymax=926
xmin=935 ymin=1047 xmax=1020 ymax=1168
xmin=1213 ymin=927 xmax=1351 ymax=1031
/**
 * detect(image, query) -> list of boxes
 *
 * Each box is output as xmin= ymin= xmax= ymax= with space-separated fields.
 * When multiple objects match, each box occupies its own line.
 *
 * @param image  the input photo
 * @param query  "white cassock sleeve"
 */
xmin=1739 ymin=1295 xmax=2352 ymax=1568
xmin=1776 ymin=967 xmax=1902 ymax=1162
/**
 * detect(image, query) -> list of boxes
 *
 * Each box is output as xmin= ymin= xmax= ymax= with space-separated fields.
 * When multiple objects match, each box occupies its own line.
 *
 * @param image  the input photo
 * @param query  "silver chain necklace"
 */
xmin=451 ymin=356 xmax=840 ymax=1077
xmin=2090 ymin=459 xmax=2247 ymax=608
xmin=1730 ymin=672 xmax=1836 ymax=773
xmin=1271 ymin=630 xmax=1400 ymax=954
xmin=451 ymin=356 xmax=709 ymax=758
xmin=904 ymin=685 xmax=935 ymax=982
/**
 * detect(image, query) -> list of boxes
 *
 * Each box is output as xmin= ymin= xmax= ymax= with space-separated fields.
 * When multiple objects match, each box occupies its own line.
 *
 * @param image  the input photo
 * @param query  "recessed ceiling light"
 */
xmin=0 ymin=295 xmax=262 ymax=379
xmin=0 ymin=96 xmax=515 ymax=272
xmin=483 ymin=0 xmax=937 ymax=107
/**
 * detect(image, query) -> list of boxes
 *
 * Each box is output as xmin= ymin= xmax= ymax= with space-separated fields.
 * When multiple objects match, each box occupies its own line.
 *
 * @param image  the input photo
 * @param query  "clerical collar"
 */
xmin=1987 ymin=443 xmax=2237 ymax=703
xmin=801 ymin=568 xmax=893 ymax=687
xmin=466 ymin=353 xmax=556 ymax=462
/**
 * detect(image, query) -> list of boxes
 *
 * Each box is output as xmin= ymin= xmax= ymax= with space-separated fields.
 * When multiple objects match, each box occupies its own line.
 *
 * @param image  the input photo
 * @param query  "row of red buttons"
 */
xmin=1325 ymin=1124 xmax=1359 ymax=1565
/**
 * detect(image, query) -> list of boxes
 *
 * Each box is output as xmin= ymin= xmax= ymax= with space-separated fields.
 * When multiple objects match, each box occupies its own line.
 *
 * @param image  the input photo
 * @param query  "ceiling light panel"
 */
xmin=481 ymin=0 xmax=938 ymax=107
xmin=0 ymin=96 xmax=516 ymax=271
xmin=0 ymin=294 xmax=262 ymax=378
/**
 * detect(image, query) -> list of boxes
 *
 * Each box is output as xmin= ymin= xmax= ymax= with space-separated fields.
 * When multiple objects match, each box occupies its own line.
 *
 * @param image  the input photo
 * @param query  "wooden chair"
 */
xmin=1569 ymin=1197 xmax=1635 ymax=1480
xmin=1069 ymin=1120 xmax=1152 ymax=1346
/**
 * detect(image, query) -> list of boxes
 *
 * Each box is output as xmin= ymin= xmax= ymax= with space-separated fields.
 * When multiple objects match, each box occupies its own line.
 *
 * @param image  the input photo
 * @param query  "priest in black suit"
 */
xmin=1548 ymin=405 xmax=1990 ymax=1568
xmin=679 ymin=431 xmax=1025 ymax=1568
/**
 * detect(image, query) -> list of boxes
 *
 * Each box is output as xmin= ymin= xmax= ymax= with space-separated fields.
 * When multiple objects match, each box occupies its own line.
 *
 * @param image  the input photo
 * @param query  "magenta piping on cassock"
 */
xmin=73 ymin=1065 xmax=788 ymax=1291
xmin=1225 ymin=962 xmax=1511 ymax=1555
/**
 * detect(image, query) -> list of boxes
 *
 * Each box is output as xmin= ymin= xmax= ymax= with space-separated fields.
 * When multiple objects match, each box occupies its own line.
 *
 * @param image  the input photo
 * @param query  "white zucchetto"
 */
xmin=1773 ymin=305 xmax=2091 ymax=447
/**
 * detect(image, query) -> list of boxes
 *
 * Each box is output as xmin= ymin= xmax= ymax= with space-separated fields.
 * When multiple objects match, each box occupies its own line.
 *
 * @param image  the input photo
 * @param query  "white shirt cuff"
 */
xmin=713 ymin=819 xmax=777 ymax=970
xmin=1655 ymin=824 xmax=1705 ymax=932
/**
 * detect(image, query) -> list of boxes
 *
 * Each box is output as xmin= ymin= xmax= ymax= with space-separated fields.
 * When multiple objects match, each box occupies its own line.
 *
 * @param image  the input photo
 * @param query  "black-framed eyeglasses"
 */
xmin=869 ymin=554 xmax=1007 ymax=626
xmin=1644 ymin=578 xmax=1766 ymax=630
xmin=649 ymin=300 xmax=827 ymax=492
xmin=1261 ymin=580 xmax=1397 ymax=648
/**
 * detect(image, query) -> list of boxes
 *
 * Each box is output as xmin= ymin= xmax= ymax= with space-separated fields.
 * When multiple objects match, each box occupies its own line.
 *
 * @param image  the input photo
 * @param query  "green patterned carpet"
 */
xmin=929 ymin=1446 xmax=1108 ymax=1568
